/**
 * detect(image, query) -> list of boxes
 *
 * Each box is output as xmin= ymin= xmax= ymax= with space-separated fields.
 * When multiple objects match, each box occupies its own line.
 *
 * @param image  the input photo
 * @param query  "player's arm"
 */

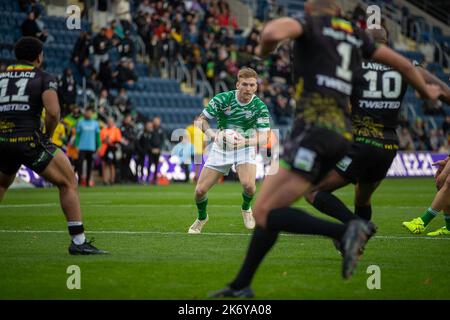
xmin=417 ymin=67 xmax=450 ymax=105
xmin=96 ymin=125 xmax=101 ymax=151
xmin=371 ymin=45 xmax=441 ymax=100
xmin=195 ymin=113 xmax=216 ymax=140
xmin=42 ymin=89 xmax=60 ymax=138
xmin=199 ymin=93 xmax=226 ymax=140
xmin=258 ymin=17 xmax=303 ymax=58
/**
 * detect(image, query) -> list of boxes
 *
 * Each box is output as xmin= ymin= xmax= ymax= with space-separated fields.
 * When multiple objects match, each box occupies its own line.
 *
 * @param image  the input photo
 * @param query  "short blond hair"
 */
xmin=237 ymin=67 xmax=258 ymax=81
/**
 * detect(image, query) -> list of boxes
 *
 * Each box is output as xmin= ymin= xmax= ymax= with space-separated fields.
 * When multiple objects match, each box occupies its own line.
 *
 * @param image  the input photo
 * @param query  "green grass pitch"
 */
xmin=1 ymin=178 xmax=449 ymax=299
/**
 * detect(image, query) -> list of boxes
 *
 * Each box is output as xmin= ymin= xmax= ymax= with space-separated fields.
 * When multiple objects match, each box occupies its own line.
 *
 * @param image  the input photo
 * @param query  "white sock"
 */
xmin=72 ymin=233 xmax=86 ymax=245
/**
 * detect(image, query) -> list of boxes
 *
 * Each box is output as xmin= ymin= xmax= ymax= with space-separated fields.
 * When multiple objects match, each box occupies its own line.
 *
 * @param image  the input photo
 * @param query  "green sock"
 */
xmin=445 ymin=213 xmax=450 ymax=230
xmin=196 ymin=197 xmax=208 ymax=220
xmin=421 ymin=207 xmax=439 ymax=226
xmin=242 ymin=192 xmax=254 ymax=211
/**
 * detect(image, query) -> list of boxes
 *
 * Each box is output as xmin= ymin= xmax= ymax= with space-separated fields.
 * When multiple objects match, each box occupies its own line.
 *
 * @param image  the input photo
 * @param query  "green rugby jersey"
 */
xmin=203 ymin=90 xmax=270 ymax=138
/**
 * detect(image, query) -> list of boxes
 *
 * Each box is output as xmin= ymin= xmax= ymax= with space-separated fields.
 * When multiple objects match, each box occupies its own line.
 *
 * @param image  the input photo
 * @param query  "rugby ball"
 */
xmin=216 ymin=129 xmax=243 ymax=150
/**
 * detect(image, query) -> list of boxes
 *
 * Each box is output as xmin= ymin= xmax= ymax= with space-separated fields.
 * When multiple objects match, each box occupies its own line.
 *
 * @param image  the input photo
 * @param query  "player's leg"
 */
xmin=211 ymin=166 xmax=371 ymax=298
xmin=151 ymin=153 xmax=160 ymax=185
xmin=427 ymin=204 xmax=450 ymax=236
xmin=236 ymin=163 xmax=257 ymax=229
xmin=0 ymin=171 xmax=16 ymax=202
xmin=77 ymin=151 xmax=86 ymax=185
xmin=305 ymin=170 xmax=354 ymax=222
xmin=0 ymin=143 xmax=22 ymax=201
xmin=188 ymin=166 xmax=224 ymax=234
xmin=211 ymin=128 xmax=374 ymax=297
xmin=111 ymin=158 xmax=116 ymax=185
xmin=403 ymin=159 xmax=450 ymax=234
xmin=38 ymin=150 xmax=107 ymax=254
xmin=85 ymin=151 xmax=94 ymax=187
xmin=102 ymin=160 xmax=110 ymax=185
xmin=354 ymin=181 xmax=380 ymax=221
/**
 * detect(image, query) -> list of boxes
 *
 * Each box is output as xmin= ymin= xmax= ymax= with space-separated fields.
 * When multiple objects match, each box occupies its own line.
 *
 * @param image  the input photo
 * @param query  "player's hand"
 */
xmin=433 ymin=156 xmax=449 ymax=178
xmin=432 ymin=157 xmax=449 ymax=168
xmin=424 ymin=84 xmax=442 ymax=101
xmin=234 ymin=136 xmax=248 ymax=150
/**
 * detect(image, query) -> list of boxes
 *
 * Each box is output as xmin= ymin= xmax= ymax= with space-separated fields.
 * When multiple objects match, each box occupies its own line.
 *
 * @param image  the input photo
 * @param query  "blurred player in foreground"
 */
xmin=210 ymin=0 xmax=441 ymax=298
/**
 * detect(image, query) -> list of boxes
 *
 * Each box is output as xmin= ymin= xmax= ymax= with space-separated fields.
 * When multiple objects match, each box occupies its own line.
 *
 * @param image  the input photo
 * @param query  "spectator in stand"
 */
xmin=352 ymin=3 xmax=367 ymax=29
xmin=51 ymin=120 xmax=67 ymax=151
xmin=58 ymin=68 xmax=77 ymax=117
xmin=99 ymin=60 xmax=117 ymax=91
xmin=397 ymin=127 xmax=415 ymax=151
xmin=186 ymin=116 xmax=205 ymax=182
xmin=171 ymin=134 xmax=194 ymax=183
xmin=75 ymin=107 xmax=101 ymax=187
xmin=150 ymin=116 xmax=165 ymax=185
xmin=439 ymin=139 xmax=450 ymax=154
xmin=99 ymin=117 xmax=123 ymax=185
xmin=98 ymin=88 xmax=118 ymax=123
xmin=21 ymin=10 xmax=48 ymax=42
xmin=120 ymin=114 xmax=138 ymax=183
xmin=114 ymin=88 xmax=132 ymax=115
xmin=63 ymin=105 xmax=82 ymax=167
xmin=273 ymin=95 xmax=293 ymax=125
xmin=105 ymin=19 xmax=123 ymax=45
xmin=117 ymin=30 xmax=135 ymax=59
xmin=216 ymin=1 xmax=238 ymax=30
xmin=429 ymin=129 xmax=445 ymax=152
xmin=137 ymin=120 xmax=154 ymax=184
xmin=138 ymin=0 xmax=155 ymax=16
xmin=93 ymin=27 xmax=111 ymax=72
xmin=72 ymin=31 xmax=93 ymax=69
xmin=86 ymin=69 xmax=102 ymax=94
xmin=117 ymin=58 xmax=138 ymax=89
xmin=113 ymin=0 xmax=133 ymax=32
xmin=79 ymin=56 xmax=95 ymax=77
xmin=442 ymin=115 xmax=450 ymax=136
xmin=411 ymin=117 xmax=432 ymax=150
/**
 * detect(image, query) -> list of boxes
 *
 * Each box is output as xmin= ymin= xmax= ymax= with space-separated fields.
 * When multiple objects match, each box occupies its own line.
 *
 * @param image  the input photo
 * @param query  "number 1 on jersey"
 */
xmin=336 ymin=42 xmax=352 ymax=81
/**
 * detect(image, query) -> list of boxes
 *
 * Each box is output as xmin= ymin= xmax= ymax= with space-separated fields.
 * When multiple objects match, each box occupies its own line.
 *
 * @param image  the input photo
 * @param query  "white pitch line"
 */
xmin=0 ymin=203 xmax=431 ymax=209
xmin=0 ymin=229 xmax=449 ymax=241
xmin=0 ymin=201 xmax=112 ymax=208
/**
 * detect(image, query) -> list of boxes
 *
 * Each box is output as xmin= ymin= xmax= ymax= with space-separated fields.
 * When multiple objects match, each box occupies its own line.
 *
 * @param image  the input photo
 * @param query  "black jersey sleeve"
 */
xmin=357 ymin=28 xmax=378 ymax=60
xmin=41 ymin=72 xmax=58 ymax=92
xmin=292 ymin=12 xmax=312 ymax=37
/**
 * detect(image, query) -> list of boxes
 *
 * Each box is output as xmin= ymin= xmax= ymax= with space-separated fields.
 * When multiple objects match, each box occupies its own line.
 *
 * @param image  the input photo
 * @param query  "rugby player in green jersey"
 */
xmin=188 ymin=68 xmax=271 ymax=234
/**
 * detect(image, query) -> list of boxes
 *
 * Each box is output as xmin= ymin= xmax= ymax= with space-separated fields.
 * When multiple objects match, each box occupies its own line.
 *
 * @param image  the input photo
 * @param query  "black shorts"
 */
xmin=334 ymin=141 xmax=397 ymax=184
xmin=281 ymin=126 xmax=351 ymax=184
xmin=0 ymin=133 xmax=59 ymax=175
xmin=102 ymin=147 xmax=117 ymax=164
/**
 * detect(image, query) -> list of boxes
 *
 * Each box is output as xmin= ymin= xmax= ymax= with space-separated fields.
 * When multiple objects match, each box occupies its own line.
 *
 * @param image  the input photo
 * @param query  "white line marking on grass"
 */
xmin=0 ymin=229 xmax=449 ymax=241
xmin=1 ymin=203 xmax=429 ymax=210
xmin=0 ymin=201 xmax=111 ymax=208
